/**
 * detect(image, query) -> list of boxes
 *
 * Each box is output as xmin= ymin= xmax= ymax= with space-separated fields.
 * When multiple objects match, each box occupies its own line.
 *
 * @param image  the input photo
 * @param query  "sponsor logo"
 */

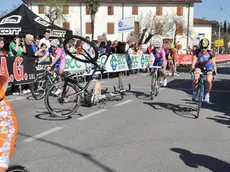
xmin=50 ymin=29 xmax=66 ymax=38
xmin=0 ymin=28 xmax=21 ymax=35
xmin=0 ymin=15 xmax=22 ymax=25
xmin=110 ymin=55 xmax=117 ymax=71
xmin=34 ymin=17 xmax=51 ymax=27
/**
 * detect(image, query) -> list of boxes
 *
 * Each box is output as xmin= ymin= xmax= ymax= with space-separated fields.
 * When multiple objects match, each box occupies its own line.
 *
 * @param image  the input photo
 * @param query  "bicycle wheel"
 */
xmin=150 ymin=73 xmax=157 ymax=100
xmin=7 ymin=165 xmax=30 ymax=172
xmin=31 ymin=73 xmax=50 ymax=100
xmin=44 ymin=81 xmax=81 ymax=117
xmin=196 ymin=83 xmax=204 ymax=119
xmin=63 ymin=35 xmax=99 ymax=64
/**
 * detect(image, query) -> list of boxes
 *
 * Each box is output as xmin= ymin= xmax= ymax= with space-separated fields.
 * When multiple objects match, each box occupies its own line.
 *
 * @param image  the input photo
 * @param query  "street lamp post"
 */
xmin=217 ymin=0 xmax=224 ymax=54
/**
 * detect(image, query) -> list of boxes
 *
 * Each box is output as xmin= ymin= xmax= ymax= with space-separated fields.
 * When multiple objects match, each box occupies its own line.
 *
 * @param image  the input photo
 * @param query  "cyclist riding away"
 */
xmin=191 ymin=38 xmax=217 ymax=103
xmin=49 ymin=39 xmax=66 ymax=94
xmin=0 ymin=74 xmax=18 ymax=172
xmin=150 ymin=40 xmax=167 ymax=86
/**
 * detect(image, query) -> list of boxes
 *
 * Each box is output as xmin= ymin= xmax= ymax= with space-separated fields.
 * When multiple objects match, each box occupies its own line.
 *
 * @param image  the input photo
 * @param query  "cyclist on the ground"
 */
xmin=48 ymin=39 xmax=66 ymax=94
xmin=0 ymin=74 xmax=18 ymax=172
xmin=150 ymin=40 xmax=167 ymax=86
xmin=191 ymin=38 xmax=217 ymax=103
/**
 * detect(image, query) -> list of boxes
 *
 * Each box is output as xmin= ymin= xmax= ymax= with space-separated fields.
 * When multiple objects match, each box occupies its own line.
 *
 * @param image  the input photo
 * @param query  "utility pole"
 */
xmin=217 ymin=0 xmax=224 ymax=54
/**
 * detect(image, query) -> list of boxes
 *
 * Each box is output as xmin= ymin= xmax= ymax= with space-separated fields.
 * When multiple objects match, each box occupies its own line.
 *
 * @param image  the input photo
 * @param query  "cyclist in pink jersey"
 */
xmin=49 ymin=39 xmax=66 ymax=76
xmin=49 ymin=39 xmax=66 ymax=94
xmin=150 ymin=40 xmax=167 ymax=86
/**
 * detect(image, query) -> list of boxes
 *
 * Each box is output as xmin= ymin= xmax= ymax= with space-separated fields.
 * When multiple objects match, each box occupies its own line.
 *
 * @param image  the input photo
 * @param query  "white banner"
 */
xmin=118 ymin=17 xmax=135 ymax=33
xmin=64 ymin=54 xmax=156 ymax=74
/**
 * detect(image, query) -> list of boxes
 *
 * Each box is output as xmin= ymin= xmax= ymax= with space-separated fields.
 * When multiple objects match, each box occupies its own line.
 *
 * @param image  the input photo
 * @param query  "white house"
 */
xmin=24 ymin=0 xmax=203 ymax=51
xmin=193 ymin=18 xmax=215 ymax=49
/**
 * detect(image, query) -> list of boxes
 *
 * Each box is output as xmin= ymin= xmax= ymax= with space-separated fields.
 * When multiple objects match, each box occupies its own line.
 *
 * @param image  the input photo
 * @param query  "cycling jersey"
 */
xmin=51 ymin=47 xmax=66 ymax=71
xmin=194 ymin=49 xmax=215 ymax=71
xmin=151 ymin=48 xmax=165 ymax=66
xmin=0 ymin=88 xmax=18 ymax=170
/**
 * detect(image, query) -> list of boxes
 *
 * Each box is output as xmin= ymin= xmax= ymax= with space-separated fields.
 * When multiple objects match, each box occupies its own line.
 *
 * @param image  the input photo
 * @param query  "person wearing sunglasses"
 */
xmin=150 ymin=40 xmax=167 ymax=87
xmin=191 ymin=38 xmax=217 ymax=103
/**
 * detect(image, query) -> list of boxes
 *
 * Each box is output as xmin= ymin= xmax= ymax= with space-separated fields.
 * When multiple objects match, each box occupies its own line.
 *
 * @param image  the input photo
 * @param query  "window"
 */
xmin=177 ymin=6 xmax=183 ymax=16
xmin=86 ymin=6 xmax=90 ymax=15
xmin=132 ymin=6 xmax=138 ymax=15
xmin=63 ymin=5 xmax=69 ymax=14
xmin=108 ymin=6 xmax=114 ymax=15
xmin=134 ymin=22 xmax=139 ymax=36
xmin=63 ymin=22 xmax=70 ymax=30
xmin=86 ymin=22 xmax=92 ymax=34
xmin=176 ymin=24 xmax=183 ymax=35
xmin=155 ymin=23 xmax=163 ymax=35
xmin=38 ymin=5 xmax=45 ymax=14
xmin=107 ymin=23 xmax=114 ymax=34
xmin=156 ymin=6 xmax=162 ymax=16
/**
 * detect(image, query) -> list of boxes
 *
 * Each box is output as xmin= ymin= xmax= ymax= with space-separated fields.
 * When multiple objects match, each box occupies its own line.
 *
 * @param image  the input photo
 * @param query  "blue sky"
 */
xmin=0 ymin=0 xmax=229 ymax=22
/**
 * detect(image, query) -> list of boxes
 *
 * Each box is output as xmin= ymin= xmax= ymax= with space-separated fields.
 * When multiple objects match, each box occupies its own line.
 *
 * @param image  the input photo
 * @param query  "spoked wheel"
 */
xmin=31 ymin=74 xmax=49 ymax=100
xmin=196 ymin=84 xmax=203 ymax=119
xmin=44 ymin=81 xmax=81 ymax=117
xmin=7 ymin=165 xmax=30 ymax=172
xmin=150 ymin=74 xmax=156 ymax=100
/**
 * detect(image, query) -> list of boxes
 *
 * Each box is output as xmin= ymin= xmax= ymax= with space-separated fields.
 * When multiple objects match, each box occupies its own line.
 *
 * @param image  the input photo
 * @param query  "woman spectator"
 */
xmin=98 ymin=41 xmax=106 ymax=54
xmin=9 ymin=37 xmax=26 ymax=57
xmin=0 ymin=38 xmax=7 ymax=57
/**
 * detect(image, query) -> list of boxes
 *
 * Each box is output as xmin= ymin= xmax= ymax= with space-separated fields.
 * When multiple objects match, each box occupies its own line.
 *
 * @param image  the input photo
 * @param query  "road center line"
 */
xmin=8 ymin=97 xmax=25 ymax=102
xmin=78 ymin=109 xmax=107 ymax=120
xmin=114 ymin=99 xmax=133 ymax=107
xmin=23 ymin=127 xmax=63 ymax=143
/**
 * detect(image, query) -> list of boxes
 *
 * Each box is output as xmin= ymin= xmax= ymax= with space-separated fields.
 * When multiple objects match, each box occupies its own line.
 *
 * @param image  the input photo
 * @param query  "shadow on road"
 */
xmin=35 ymin=111 xmax=73 ymax=121
xmin=171 ymin=148 xmax=230 ymax=172
xmin=143 ymin=102 xmax=197 ymax=119
xmin=129 ymin=90 xmax=152 ymax=101
xmin=166 ymin=76 xmax=230 ymax=127
xmin=18 ymin=132 xmax=116 ymax=172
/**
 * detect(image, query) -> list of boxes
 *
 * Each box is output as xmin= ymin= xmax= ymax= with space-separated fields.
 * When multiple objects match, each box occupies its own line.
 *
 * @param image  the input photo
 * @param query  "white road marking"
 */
xmin=8 ymin=97 xmax=25 ymax=102
xmin=78 ymin=109 xmax=107 ymax=120
xmin=114 ymin=99 xmax=133 ymax=107
xmin=23 ymin=127 xmax=63 ymax=143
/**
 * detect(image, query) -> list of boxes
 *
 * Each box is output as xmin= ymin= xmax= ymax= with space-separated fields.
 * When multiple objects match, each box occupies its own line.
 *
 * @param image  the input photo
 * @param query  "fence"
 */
xmin=1 ymin=53 xmax=230 ymax=86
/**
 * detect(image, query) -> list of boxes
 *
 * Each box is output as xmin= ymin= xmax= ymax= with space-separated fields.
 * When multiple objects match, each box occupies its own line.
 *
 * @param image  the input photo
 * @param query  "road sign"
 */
xmin=215 ymin=39 xmax=224 ymax=47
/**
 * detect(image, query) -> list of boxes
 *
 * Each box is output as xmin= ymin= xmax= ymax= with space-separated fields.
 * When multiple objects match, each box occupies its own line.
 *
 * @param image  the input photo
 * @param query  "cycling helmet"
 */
xmin=199 ymin=38 xmax=209 ymax=48
xmin=50 ymin=39 xmax=60 ymax=47
xmin=153 ymin=40 xmax=161 ymax=48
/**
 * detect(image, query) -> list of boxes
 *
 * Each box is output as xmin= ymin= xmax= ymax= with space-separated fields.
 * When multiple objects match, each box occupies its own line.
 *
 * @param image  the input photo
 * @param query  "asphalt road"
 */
xmin=7 ymin=63 xmax=230 ymax=172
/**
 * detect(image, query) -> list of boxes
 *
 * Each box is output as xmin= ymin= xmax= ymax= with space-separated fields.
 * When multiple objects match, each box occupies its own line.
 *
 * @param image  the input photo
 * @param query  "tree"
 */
xmin=84 ymin=0 xmax=100 ymax=40
xmin=223 ymin=20 xmax=227 ymax=33
xmin=137 ymin=11 xmax=173 ymax=44
xmin=169 ymin=15 xmax=193 ymax=46
xmin=137 ymin=11 xmax=192 ymax=46
xmin=44 ymin=0 xmax=66 ymax=25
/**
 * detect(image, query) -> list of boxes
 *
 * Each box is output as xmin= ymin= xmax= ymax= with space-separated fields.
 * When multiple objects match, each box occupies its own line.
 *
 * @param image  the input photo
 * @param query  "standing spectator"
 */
xmin=105 ymin=41 xmax=112 ymax=54
xmin=24 ymin=34 xmax=35 ymax=57
xmin=0 ymin=38 xmax=7 ymax=57
xmin=9 ymin=37 xmax=26 ymax=57
xmin=98 ymin=42 xmax=106 ymax=54
xmin=39 ymin=31 xmax=51 ymax=50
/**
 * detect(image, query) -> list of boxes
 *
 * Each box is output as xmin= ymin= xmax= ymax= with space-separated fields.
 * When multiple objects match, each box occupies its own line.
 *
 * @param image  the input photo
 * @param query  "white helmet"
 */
xmin=50 ymin=39 xmax=60 ymax=47
xmin=153 ymin=40 xmax=161 ymax=47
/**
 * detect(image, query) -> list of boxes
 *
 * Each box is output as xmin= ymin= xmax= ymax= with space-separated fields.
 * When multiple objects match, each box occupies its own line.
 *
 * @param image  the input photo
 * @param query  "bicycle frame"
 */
xmin=60 ymin=53 xmax=111 ymax=100
xmin=152 ymin=66 xmax=163 ymax=81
